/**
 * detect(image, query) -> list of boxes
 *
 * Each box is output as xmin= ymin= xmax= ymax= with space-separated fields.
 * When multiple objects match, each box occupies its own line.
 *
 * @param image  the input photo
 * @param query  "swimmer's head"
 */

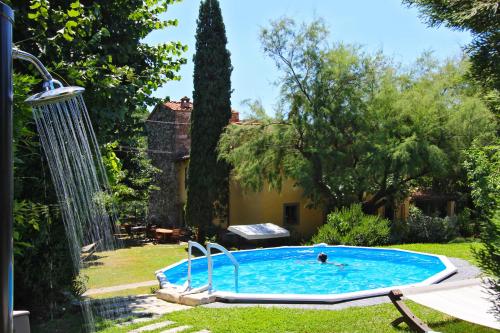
xmin=318 ymin=252 xmax=327 ymax=263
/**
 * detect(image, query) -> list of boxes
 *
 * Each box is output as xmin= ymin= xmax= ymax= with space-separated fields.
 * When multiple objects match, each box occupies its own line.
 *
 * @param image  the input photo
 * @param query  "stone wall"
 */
xmin=174 ymin=111 xmax=191 ymax=157
xmin=146 ymin=105 xmax=179 ymax=227
xmin=146 ymin=99 xmax=237 ymax=227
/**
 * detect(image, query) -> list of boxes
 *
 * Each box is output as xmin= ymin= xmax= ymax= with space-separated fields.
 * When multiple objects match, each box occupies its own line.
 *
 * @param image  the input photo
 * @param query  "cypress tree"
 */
xmin=186 ymin=0 xmax=232 ymax=241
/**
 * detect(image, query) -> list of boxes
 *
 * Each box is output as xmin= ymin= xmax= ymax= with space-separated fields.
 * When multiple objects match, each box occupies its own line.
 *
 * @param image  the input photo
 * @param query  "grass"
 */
xmin=34 ymin=301 xmax=497 ymax=333
xmin=33 ymin=312 xmax=84 ymax=333
xmin=88 ymin=286 xmax=157 ymax=299
xmin=94 ymin=301 xmax=496 ymax=333
xmin=80 ymin=243 xmax=187 ymax=289
xmin=385 ymin=241 xmax=480 ymax=264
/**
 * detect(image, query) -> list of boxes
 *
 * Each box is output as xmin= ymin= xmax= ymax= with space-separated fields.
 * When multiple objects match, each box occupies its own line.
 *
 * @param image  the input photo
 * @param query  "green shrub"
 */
xmin=14 ymin=204 xmax=75 ymax=319
xmin=448 ymin=236 xmax=480 ymax=243
xmin=389 ymin=218 xmax=409 ymax=244
xmin=473 ymin=210 xmax=500 ymax=315
xmin=456 ymin=207 xmax=480 ymax=237
xmin=407 ymin=206 xmax=459 ymax=243
xmin=464 ymin=143 xmax=499 ymax=317
xmin=312 ymin=204 xmax=390 ymax=246
xmin=390 ymin=207 xmax=474 ymax=244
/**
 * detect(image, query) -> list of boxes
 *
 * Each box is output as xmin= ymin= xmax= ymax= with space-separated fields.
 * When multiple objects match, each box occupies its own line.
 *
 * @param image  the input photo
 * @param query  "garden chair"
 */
xmin=388 ymin=289 xmax=435 ymax=333
xmin=146 ymin=224 xmax=158 ymax=242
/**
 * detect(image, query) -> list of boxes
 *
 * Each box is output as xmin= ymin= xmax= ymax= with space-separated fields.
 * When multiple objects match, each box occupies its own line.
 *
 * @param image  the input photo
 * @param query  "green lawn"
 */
xmin=96 ymin=301 xmax=495 ymax=333
xmin=35 ymin=301 xmax=497 ymax=333
xmin=80 ymin=243 xmax=187 ymax=289
xmin=89 ymin=286 xmax=157 ymax=299
xmin=385 ymin=242 xmax=480 ymax=264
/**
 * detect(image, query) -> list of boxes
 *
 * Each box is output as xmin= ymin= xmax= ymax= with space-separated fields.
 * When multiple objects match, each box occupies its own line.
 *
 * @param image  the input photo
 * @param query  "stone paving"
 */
xmin=103 ymin=294 xmax=190 ymax=317
xmin=445 ymin=258 xmax=482 ymax=281
xmin=99 ymin=296 xmax=214 ymax=332
xmin=126 ymin=319 xmax=210 ymax=333
xmin=94 ymin=293 xmax=191 ymax=328
xmin=128 ymin=320 xmax=175 ymax=333
xmin=159 ymin=325 xmax=192 ymax=333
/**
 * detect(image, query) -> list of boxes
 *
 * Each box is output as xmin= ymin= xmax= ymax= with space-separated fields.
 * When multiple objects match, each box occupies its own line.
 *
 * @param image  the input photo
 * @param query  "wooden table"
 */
xmin=155 ymin=228 xmax=173 ymax=242
xmin=131 ymin=225 xmax=146 ymax=236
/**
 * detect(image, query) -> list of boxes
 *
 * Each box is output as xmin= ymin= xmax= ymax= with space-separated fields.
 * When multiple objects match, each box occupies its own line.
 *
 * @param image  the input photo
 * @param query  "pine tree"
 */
xmin=186 ymin=0 xmax=232 ymax=241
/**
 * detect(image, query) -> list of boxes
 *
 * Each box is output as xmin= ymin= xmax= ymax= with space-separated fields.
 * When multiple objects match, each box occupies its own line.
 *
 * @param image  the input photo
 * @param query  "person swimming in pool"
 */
xmin=317 ymin=252 xmax=346 ymax=268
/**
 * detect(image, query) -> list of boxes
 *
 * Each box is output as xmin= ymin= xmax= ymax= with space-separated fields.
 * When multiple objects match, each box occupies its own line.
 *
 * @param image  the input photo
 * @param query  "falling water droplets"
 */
xmin=32 ymin=94 xmax=120 ymax=332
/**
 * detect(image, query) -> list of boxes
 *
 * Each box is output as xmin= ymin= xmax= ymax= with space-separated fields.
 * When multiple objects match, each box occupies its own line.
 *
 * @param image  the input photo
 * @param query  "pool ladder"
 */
xmin=185 ymin=241 xmax=239 ymax=294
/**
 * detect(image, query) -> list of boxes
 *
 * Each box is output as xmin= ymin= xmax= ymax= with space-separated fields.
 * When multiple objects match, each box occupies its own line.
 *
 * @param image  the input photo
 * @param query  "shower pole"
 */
xmin=0 ymin=1 xmax=14 ymax=333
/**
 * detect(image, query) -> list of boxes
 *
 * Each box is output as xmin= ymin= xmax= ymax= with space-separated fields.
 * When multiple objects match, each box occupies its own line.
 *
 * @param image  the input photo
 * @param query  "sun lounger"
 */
xmin=227 ymin=223 xmax=290 ymax=240
xmin=389 ymin=289 xmax=434 ymax=333
xmin=389 ymin=278 xmax=500 ymax=332
xmin=80 ymin=242 xmax=97 ymax=262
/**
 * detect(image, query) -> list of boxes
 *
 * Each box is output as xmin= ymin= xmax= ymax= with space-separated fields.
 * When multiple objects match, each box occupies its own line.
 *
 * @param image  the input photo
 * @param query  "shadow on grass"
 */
xmin=32 ymin=311 xmax=85 ymax=333
xmin=81 ymin=261 xmax=105 ymax=268
xmin=81 ymin=254 xmax=108 ymax=268
xmin=116 ymin=236 xmax=153 ymax=249
xmin=429 ymin=317 xmax=474 ymax=329
xmin=34 ymin=294 xmax=161 ymax=333
xmin=391 ymin=318 xmax=463 ymax=332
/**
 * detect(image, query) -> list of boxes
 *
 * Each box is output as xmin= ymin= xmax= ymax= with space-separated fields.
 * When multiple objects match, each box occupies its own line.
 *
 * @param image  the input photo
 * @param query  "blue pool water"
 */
xmin=161 ymin=246 xmax=447 ymax=295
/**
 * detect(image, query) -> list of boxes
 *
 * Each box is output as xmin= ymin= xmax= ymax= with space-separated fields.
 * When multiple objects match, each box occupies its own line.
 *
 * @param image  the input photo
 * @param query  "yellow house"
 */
xmin=148 ymin=98 xmax=325 ymax=239
xmin=177 ymin=158 xmax=324 ymax=239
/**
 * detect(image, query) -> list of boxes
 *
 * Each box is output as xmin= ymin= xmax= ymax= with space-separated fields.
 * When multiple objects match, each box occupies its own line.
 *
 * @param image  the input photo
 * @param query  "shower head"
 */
xmin=12 ymin=49 xmax=85 ymax=106
xmin=25 ymin=86 xmax=85 ymax=106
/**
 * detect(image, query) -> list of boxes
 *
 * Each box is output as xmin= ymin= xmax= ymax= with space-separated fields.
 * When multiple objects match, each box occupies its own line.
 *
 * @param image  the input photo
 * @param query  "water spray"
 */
xmin=1 ymin=2 xmax=118 ymax=332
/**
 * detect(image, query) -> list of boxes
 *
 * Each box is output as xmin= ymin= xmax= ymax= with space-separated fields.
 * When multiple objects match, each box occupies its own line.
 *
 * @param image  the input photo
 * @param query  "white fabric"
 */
xmin=228 ymin=223 xmax=290 ymax=240
xmin=405 ymin=279 xmax=500 ymax=330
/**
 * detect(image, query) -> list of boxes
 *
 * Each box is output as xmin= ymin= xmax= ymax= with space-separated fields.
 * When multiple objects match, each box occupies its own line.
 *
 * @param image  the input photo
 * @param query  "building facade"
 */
xmin=146 ymin=97 xmax=192 ymax=227
xmin=146 ymin=98 xmax=325 ymax=238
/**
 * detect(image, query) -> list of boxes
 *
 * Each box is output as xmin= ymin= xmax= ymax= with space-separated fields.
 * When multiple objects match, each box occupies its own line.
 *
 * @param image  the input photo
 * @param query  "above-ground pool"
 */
xmin=156 ymin=245 xmax=456 ymax=303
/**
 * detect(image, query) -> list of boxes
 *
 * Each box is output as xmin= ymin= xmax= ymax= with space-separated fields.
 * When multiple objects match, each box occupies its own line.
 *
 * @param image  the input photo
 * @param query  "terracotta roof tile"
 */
xmin=163 ymin=101 xmax=193 ymax=112
xmin=162 ymin=99 xmax=239 ymax=123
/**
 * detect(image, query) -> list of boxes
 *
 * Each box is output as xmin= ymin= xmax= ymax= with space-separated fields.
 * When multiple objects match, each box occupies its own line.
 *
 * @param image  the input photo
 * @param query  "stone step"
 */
xmin=156 ymin=288 xmax=216 ymax=306
xmin=128 ymin=320 xmax=175 ymax=333
xmin=159 ymin=325 xmax=192 ymax=333
xmin=120 ymin=316 xmax=158 ymax=327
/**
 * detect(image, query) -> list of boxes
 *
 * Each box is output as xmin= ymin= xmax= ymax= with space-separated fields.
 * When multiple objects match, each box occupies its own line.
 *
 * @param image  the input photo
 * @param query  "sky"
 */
xmin=144 ymin=0 xmax=472 ymax=115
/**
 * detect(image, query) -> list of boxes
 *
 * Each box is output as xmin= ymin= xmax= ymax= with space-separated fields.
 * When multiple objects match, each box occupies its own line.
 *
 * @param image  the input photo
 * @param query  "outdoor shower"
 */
xmin=1 ymin=3 xmax=16 ymax=332
xmin=1 ymin=2 xmax=117 ymax=332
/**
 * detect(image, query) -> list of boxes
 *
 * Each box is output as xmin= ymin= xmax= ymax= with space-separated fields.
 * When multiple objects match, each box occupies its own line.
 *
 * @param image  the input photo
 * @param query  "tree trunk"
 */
xmin=196 ymin=225 xmax=206 ymax=244
xmin=362 ymin=189 xmax=389 ymax=214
